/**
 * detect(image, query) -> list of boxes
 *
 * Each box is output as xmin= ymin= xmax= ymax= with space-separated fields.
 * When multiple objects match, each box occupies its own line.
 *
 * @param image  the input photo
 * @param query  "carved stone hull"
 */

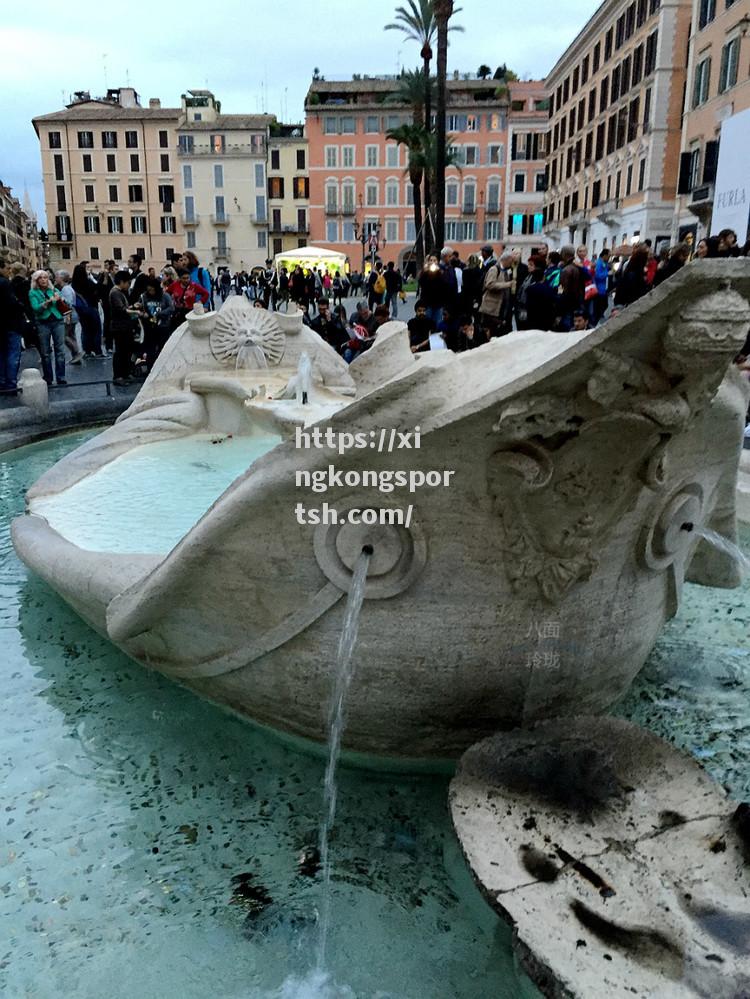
xmin=11 ymin=264 xmax=750 ymax=761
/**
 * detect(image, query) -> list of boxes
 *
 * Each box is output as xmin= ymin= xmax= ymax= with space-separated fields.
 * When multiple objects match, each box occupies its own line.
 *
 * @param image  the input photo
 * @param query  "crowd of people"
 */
xmin=1 ymin=228 xmax=748 ymax=396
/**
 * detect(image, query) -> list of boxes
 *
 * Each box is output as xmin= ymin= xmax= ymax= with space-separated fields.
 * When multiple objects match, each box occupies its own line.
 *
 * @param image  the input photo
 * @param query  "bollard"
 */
xmin=18 ymin=369 xmax=49 ymax=418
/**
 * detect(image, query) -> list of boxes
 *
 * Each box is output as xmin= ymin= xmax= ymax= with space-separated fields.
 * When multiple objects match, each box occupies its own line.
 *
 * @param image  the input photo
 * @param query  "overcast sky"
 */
xmin=1 ymin=0 xmax=601 ymax=225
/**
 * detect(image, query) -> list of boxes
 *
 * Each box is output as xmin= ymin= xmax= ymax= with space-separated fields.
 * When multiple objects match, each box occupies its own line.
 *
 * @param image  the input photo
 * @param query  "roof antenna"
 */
xmin=103 ymin=52 xmax=108 ymax=89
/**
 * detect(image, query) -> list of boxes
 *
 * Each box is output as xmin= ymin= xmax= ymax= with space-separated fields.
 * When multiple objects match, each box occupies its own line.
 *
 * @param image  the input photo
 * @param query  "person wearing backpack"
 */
xmin=183 ymin=252 xmax=213 ymax=310
xmin=384 ymin=261 xmax=403 ymax=318
xmin=368 ymin=263 xmax=386 ymax=310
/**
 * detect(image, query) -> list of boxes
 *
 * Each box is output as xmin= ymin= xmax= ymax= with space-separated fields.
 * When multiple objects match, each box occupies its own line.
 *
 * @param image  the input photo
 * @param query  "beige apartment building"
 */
xmin=543 ymin=0 xmax=691 ymax=255
xmin=177 ymin=91 xmax=273 ymax=273
xmin=267 ymin=124 xmax=310 ymax=257
xmin=676 ymin=0 xmax=750 ymax=240
xmin=504 ymin=82 xmax=551 ymax=258
xmin=34 ymin=87 xmax=182 ymax=271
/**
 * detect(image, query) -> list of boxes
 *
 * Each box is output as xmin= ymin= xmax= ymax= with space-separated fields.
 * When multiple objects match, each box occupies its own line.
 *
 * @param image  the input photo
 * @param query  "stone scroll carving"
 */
xmin=488 ymin=284 xmax=750 ymax=605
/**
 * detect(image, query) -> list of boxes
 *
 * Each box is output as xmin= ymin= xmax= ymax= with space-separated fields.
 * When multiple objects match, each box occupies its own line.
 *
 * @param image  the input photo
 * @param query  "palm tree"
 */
xmin=387 ymin=124 xmax=461 ymax=267
xmin=387 ymin=123 xmax=427 ymax=269
xmin=477 ymin=64 xmax=491 ymax=80
xmin=433 ymin=0 xmax=454 ymax=250
xmin=386 ymin=67 xmax=435 ymax=129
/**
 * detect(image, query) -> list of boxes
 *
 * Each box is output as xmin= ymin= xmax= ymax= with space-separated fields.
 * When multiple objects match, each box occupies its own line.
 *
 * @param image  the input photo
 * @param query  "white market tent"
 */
xmin=273 ymin=245 xmax=348 ymax=274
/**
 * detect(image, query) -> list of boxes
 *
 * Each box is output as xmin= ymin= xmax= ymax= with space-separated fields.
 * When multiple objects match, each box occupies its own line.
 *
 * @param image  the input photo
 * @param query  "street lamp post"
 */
xmin=353 ymin=218 xmax=381 ymax=277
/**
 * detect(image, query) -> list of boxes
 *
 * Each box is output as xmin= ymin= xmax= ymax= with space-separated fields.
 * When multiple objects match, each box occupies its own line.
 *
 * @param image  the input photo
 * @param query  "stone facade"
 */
xmin=306 ymin=75 xmax=549 ymax=268
xmin=543 ymin=0 xmax=691 ymax=256
xmin=267 ymin=125 xmax=310 ymax=258
xmin=33 ymin=88 xmax=183 ymax=272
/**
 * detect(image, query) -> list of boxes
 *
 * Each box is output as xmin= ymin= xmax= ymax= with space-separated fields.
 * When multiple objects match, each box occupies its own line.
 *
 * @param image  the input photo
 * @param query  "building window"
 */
xmin=386 ymin=144 xmax=399 ymax=168
xmin=464 ymin=145 xmax=479 ymax=166
xmin=159 ymin=130 xmax=169 ymax=148
xmin=365 ymin=182 xmax=378 ymax=207
xmin=113 ymin=247 xmax=122 ymax=260
xmin=326 ymin=220 xmax=338 ymax=242
xmin=298 ymin=208 xmax=308 ymax=232
xmin=488 ymin=112 xmax=506 ymax=131
xmin=214 ymin=164 xmax=224 ymax=188
xmin=48 ymin=131 xmax=62 ymax=148
xmin=325 ymin=146 xmax=338 ymax=168
xmin=183 ymin=164 xmax=192 ymax=189
xmin=323 ymin=116 xmax=337 ymax=134
xmin=255 ymin=163 xmax=265 ymax=188
xmin=698 ymin=0 xmax=716 ymax=29
xmin=271 ymin=149 xmax=280 ymax=170
xmin=161 ymin=216 xmax=176 ymax=234
xmin=257 ymin=230 xmax=266 ymax=249
xmin=268 ymin=176 xmax=284 ymax=199
xmin=718 ymin=37 xmax=739 ymax=92
xmin=128 ymin=184 xmax=143 ymax=202
xmin=487 ymin=144 xmax=504 ymax=166
xmin=463 ymin=184 xmax=476 ymax=212
xmin=56 ymin=186 xmax=67 ymax=211
xmin=342 ymin=178 xmax=355 ymax=214
xmin=53 ymin=155 xmax=64 ymax=181
xmin=366 ymin=145 xmax=379 ymax=168
xmin=77 ymin=131 xmax=94 ymax=148
xmin=108 ymin=184 xmax=118 ymax=202
xmin=106 ymin=154 xmax=116 ymax=172
xmin=486 ymin=181 xmax=500 ymax=212
xmin=186 ymin=231 xmax=196 ymax=249
xmin=255 ymin=195 xmax=267 ymax=222
xmin=102 ymin=130 xmax=118 ymax=149
xmin=293 ymin=177 xmax=309 ymax=199
xmin=692 ymin=56 xmax=711 ymax=108
xmin=514 ymin=173 xmax=526 ymax=192
xmin=296 ymin=149 xmax=306 ymax=169
xmin=446 ymin=182 xmax=459 ymax=207
xmin=342 ymin=221 xmax=354 ymax=242
xmin=638 ymin=158 xmax=646 ymax=191
xmin=209 ymin=134 xmax=224 ymax=154
xmin=83 ymin=215 xmax=100 ymax=234
xmin=160 ymin=154 xmax=170 ymax=172
xmin=343 ymin=145 xmax=355 ymax=168
xmin=341 ymin=116 xmax=355 ymax=134
xmin=385 ymin=219 xmax=398 ymax=242
xmin=130 ymin=154 xmax=140 ymax=172
xmin=107 ymin=215 xmax=123 ymax=233
xmin=178 ymin=135 xmax=194 ymax=153
xmin=184 ymin=195 xmax=195 ymax=221
xmin=158 ymin=184 xmax=174 ymax=206
xmin=645 ymin=31 xmax=658 ymax=75
xmin=536 ymin=172 xmax=547 ymax=192
xmin=643 ymin=87 xmax=652 ymax=127
xmin=125 ymin=130 xmax=138 ymax=148
xmin=89 ymin=246 xmax=100 ymax=260
xmin=84 ymin=184 xmax=95 ymax=203
xmin=214 ymin=195 xmax=226 ymax=221
xmin=385 ymin=181 xmax=399 ymax=206
xmin=131 ymin=216 xmax=147 ymax=234
xmin=365 ymin=115 xmax=379 ymax=133
xmin=216 ymin=231 xmax=227 ymax=253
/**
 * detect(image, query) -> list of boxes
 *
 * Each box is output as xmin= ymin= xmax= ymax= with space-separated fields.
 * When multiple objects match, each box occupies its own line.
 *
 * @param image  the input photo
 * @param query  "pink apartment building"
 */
xmin=305 ymin=75 xmax=549 ymax=271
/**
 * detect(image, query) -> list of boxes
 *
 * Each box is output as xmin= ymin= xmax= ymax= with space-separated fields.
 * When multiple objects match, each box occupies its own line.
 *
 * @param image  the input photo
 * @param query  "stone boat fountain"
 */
xmin=11 ymin=261 xmax=750 ymax=762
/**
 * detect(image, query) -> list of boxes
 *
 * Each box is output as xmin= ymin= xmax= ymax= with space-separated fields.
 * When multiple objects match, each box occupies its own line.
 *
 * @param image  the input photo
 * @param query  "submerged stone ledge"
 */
xmin=449 ymin=716 xmax=750 ymax=998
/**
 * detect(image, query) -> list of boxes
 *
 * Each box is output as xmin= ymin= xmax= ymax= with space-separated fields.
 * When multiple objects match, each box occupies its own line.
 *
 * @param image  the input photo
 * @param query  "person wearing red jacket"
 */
xmin=168 ymin=269 xmax=210 ymax=328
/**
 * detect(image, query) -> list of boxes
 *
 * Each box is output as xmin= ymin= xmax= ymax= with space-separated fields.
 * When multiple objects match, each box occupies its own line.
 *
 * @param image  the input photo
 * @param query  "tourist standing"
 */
xmin=99 ymin=259 xmax=116 ymax=351
xmin=0 ymin=257 xmax=26 ymax=393
xmin=384 ymin=261 xmax=403 ymax=319
xmin=110 ymin=270 xmax=139 ymax=385
xmin=614 ymin=244 xmax=650 ymax=308
xmin=168 ymin=270 xmax=210 ymax=326
xmin=592 ymin=248 xmax=611 ymax=325
xmin=556 ymin=246 xmax=586 ymax=331
xmin=72 ymin=261 xmax=104 ymax=357
xmin=55 ymin=270 xmax=83 ymax=363
xmin=29 ymin=269 xmax=67 ymax=385
xmin=653 ymin=243 xmax=690 ymax=288
xmin=138 ymin=277 xmax=175 ymax=370
xmin=479 ymin=252 xmax=513 ymax=338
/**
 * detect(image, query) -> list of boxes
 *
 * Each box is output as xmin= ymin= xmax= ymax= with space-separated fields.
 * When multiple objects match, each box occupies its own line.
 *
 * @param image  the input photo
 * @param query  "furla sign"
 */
xmin=711 ymin=107 xmax=750 ymax=240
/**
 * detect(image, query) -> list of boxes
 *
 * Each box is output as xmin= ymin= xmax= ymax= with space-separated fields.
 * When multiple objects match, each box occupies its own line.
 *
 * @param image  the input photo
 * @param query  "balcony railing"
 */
xmin=340 ymin=204 xmax=357 ymax=216
xmin=269 ymin=222 xmax=310 ymax=235
xmin=485 ymin=201 xmax=500 ymax=214
xmin=177 ymin=140 xmax=266 ymax=158
xmin=462 ymin=204 xmax=476 ymax=215
xmin=181 ymin=214 xmax=200 ymax=226
xmin=325 ymin=203 xmax=338 ymax=215
xmin=249 ymin=213 xmax=267 ymax=224
xmin=211 ymin=214 xmax=230 ymax=226
xmin=211 ymin=245 xmax=230 ymax=260
xmin=50 ymin=232 xmax=73 ymax=243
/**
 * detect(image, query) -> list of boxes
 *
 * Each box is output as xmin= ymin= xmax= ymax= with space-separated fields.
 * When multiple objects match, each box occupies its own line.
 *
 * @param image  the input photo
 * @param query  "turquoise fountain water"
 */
xmin=2 ymin=432 xmax=749 ymax=997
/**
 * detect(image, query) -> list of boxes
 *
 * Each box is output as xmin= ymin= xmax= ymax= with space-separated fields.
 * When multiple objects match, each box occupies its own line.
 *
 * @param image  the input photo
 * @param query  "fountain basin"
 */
xmin=11 ymin=265 xmax=750 ymax=760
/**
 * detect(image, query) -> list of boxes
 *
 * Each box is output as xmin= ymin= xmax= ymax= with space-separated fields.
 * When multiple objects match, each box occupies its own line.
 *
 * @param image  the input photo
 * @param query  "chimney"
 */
xmin=149 ymin=98 xmax=161 ymax=109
